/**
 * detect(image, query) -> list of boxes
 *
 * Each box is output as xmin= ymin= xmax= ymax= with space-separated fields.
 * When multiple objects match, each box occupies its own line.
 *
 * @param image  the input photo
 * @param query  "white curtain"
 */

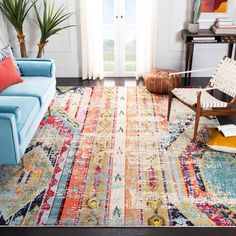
xmin=136 ymin=0 xmax=158 ymax=78
xmin=80 ymin=0 xmax=104 ymax=80
xmin=0 ymin=14 xmax=9 ymax=48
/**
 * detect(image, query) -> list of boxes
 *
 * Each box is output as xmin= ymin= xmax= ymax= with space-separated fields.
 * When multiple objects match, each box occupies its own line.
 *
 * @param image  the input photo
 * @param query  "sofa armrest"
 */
xmin=16 ymin=58 xmax=56 ymax=77
xmin=0 ymin=113 xmax=21 ymax=164
xmin=0 ymin=105 xmax=21 ymax=124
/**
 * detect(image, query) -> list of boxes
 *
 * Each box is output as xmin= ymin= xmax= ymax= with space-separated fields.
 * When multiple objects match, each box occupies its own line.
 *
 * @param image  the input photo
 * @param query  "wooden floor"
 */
xmin=1 ymin=227 xmax=236 ymax=236
xmin=2 ymin=77 xmax=235 ymax=236
xmin=57 ymin=76 xmax=236 ymax=125
xmin=57 ymin=76 xmax=145 ymax=87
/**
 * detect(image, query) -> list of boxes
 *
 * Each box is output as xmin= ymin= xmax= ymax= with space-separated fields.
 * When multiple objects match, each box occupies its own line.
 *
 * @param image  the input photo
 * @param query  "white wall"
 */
xmin=6 ymin=0 xmax=79 ymax=78
xmin=1 ymin=0 xmax=236 ymax=78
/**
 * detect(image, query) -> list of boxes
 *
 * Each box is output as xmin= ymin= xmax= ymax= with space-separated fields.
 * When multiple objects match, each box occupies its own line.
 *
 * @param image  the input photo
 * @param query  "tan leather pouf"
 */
xmin=145 ymin=69 xmax=182 ymax=94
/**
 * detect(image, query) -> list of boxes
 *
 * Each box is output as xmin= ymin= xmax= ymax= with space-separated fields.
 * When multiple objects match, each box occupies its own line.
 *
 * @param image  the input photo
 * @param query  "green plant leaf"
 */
xmin=33 ymin=0 xmax=75 ymax=44
xmin=0 ymin=0 xmax=38 ymax=32
xmin=191 ymin=0 xmax=202 ymax=23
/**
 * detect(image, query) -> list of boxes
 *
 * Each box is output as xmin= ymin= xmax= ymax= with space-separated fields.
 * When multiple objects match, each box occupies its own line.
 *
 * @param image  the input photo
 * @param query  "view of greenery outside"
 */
xmin=125 ymin=51 xmax=136 ymax=72
xmin=104 ymin=51 xmax=136 ymax=72
xmin=104 ymin=51 xmax=115 ymax=72
xmin=103 ymin=39 xmax=136 ymax=72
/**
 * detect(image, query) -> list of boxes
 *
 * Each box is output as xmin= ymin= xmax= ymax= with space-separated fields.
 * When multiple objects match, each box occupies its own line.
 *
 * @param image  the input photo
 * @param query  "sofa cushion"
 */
xmin=0 ymin=45 xmax=20 ymax=73
xmin=0 ymin=45 xmax=14 ymax=61
xmin=17 ymin=60 xmax=54 ymax=77
xmin=0 ymin=76 xmax=56 ymax=106
xmin=0 ymin=57 xmax=23 ymax=91
xmin=207 ymin=128 xmax=236 ymax=154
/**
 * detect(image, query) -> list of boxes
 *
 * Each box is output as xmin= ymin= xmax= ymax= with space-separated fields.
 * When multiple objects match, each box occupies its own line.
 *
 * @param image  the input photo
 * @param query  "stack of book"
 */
xmin=192 ymin=37 xmax=217 ymax=43
xmin=212 ymin=17 xmax=236 ymax=34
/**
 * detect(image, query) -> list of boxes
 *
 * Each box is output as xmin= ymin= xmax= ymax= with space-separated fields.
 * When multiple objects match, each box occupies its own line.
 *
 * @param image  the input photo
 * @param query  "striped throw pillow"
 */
xmin=0 ymin=45 xmax=14 ymax=61
xmin=0 ymin=45 xmax=20 ymax=73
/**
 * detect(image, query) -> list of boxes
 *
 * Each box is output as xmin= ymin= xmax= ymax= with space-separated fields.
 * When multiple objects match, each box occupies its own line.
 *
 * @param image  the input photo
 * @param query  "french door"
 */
xmin=103 ymin=0 xmax=136 ymax=77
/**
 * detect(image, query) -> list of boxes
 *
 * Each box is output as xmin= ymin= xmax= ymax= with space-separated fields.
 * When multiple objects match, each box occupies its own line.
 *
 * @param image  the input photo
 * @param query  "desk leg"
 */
xmin=187 ymin=44 xmax=194 ymax=86
xmin=234 ymin=44 xmax=236 ymax=60
xmin=228 ymin=43 xmax=234 ymax=58
xmin=185 ymin=44 xmax=190 ymax=86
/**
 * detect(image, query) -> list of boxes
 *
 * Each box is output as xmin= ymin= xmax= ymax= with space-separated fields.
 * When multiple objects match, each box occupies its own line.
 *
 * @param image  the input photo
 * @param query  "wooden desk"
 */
xmin=182 ymin=29 xmax=236 ymax=86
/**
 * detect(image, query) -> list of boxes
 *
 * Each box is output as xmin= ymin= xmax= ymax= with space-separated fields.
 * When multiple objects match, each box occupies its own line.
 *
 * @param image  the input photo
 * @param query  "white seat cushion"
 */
xmin=172 ymin=88 xmax=228 ymax=108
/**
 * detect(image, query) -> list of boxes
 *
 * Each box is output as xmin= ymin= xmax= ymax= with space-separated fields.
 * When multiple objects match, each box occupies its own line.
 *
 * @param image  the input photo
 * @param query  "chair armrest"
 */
xmin=169 ymin=67 xmax=215 ymax=77
xmin=198 ymin=87 xmax=218 ymax=92
xmin=16 ymin=58 xmax=56 ymax=77
xmin=228 ymin=97 xmax=236 ymax=107
xmin=0 ymin=105 xmax=21 ymax=124
xmin=0 ymin=113 xmax=21 ymax=164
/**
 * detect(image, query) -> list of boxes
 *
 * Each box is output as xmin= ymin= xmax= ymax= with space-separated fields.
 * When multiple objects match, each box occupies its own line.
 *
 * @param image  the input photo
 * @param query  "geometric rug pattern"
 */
xmin=0 ymin=86 xmax=235 ymax=226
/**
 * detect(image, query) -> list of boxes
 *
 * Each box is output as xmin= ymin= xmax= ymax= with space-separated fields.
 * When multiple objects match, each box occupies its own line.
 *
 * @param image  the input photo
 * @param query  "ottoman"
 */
xmin=145 ymin=69 xmax=182 ymax=94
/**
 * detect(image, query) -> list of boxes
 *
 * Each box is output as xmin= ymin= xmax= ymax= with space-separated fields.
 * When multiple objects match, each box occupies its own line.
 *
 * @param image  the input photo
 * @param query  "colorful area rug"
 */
xmin=0 ymin=87 xmax=236 ymax=226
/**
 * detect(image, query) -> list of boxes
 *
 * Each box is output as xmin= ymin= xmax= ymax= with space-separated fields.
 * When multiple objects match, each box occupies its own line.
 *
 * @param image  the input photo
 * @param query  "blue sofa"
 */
xmin=0 ymin=58 xmax=56 ymax=165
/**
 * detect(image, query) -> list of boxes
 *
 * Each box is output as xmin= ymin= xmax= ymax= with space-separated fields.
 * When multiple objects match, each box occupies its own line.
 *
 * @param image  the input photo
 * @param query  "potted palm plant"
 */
xmin=188 ymin=0 xmax=202 ymax=33
xmin=0 ymin=0 xmax=37 ymax=58
xmin=33 ymin=0 xmax=74 ymax=58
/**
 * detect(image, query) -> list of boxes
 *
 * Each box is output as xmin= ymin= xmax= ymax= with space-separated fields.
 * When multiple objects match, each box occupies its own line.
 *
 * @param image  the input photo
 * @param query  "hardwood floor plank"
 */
xmin=1 ymin=227 xmax=236 ymax=236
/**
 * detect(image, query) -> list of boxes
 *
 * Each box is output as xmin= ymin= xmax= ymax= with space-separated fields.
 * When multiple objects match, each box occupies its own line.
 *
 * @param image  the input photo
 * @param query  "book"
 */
xmin=216 ymin=17 xmax=233 ymax=22
xmin=217 ymin=21 xmax=233 ymax=26
xmin=217 ymin=124 xmax=236 ymax=137
xmin=215 ymin=23 xmax=236 ymax=29
xmin=212 ymin=25 xmax=236 ymax=34
xmin=193 ymin=37 xmax=216 ymax=40
xmin=213 ymin=31 xmax=236 ymax=35
xmin=192 ymin=39 xmax=217 ymax=43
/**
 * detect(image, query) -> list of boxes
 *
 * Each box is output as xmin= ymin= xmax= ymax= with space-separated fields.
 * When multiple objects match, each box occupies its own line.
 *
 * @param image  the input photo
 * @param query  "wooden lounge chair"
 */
xmin=167 ymin=56 xmax=236 ymax=141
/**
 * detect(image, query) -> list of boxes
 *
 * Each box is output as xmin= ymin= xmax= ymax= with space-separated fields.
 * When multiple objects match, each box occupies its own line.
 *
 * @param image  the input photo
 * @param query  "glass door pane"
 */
xmin=103 ymin=0 xmax=136 ymax=77
xmin=103 ymin=0 xmax=115 ymax=72
xmin=124 ymin=0 xmax=136 ymax=73
xmin=125 ymin=25 xmax=136 ymax=72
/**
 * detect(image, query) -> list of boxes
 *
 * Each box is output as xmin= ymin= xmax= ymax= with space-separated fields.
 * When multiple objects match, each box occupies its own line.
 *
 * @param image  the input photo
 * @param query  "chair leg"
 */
xmin=193 ymin=93 xmax=202 ymax=141
xmin=167 ymin=92 xmax=173 ymax=121
xmin=193 ymin=111 xmax=200 ymax=141
xmin=48 ymin=106 xmax=51 ymax=117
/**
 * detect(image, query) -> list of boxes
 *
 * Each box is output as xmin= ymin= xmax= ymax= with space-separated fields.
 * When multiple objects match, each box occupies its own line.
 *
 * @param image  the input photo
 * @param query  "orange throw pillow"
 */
xmin=0 ymin=57 xmax=23 ymax=91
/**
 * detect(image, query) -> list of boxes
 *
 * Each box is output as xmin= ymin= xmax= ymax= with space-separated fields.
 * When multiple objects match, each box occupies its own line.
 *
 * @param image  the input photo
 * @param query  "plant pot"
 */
xmin=188 ymin=23 xmax=199 ymax=33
